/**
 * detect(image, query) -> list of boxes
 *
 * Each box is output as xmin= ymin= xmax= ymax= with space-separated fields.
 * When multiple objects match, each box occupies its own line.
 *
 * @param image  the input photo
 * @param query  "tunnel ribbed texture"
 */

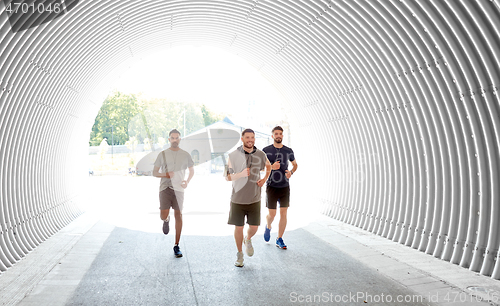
xmin=1 ymin=0 xmax=500 ymax=278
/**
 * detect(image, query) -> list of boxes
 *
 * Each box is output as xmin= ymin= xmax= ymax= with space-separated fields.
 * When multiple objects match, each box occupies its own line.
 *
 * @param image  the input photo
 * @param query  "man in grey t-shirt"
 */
xmin=153 ymin=129 xmax=194 ymax=258
xmin=225 ymin=128 xmax=271 ymax=267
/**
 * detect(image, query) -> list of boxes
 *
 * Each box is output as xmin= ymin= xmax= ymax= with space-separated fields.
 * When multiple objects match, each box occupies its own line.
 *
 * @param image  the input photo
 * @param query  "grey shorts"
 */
xmin=159 ymin=187 xmax=184 ymax=211
xmin=228 ymin=201 xmax=261 ymax=226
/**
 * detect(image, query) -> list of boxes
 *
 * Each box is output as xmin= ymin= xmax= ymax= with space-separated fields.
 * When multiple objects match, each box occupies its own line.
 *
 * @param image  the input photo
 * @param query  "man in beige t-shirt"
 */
xmin=153 ymin=129 xmax=194 ymax=258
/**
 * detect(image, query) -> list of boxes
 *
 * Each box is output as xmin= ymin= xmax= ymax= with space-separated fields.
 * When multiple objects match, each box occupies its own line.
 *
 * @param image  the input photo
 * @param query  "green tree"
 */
xmin=90 ymin=92 xmax=226 ymax=147
xmin=182 ymin=103 xmax=205 ymax=135
xmin=89 ymin=91 xmax=141 ymax=146
xmin=201 ymin=104 xmax=224 ymax=127
xmin=140 ymin=99 xmax=205 ymax=139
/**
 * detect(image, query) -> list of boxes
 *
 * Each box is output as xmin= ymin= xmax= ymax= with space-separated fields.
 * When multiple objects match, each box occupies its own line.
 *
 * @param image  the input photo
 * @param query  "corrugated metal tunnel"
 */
xmin=1 ymin=0 xmax=500 ymax=279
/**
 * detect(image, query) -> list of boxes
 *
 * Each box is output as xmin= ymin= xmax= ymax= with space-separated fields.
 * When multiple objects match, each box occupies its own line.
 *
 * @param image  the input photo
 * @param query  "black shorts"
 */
xmin=266 ymin=186 xmax=290 ymax=209
xmin=159 ymin=187 xmax=184 ymax=211
xmin=228 ymin=201 xmax=261 ymax=226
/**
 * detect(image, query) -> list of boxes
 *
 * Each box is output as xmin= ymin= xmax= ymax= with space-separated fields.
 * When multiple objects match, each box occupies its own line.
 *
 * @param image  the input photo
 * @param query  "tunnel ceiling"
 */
xmin=1 ymin=0 xmax=500 ymax=279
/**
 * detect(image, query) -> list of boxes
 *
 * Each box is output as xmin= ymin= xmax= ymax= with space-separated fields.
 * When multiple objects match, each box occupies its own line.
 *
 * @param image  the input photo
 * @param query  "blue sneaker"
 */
xmin=264 ymin=226 xmax=271 ymax=242
xmin=173 ymin=245 xmax=183 ymax=258
xmin=276 ymin=237 xmax=287 ymax=249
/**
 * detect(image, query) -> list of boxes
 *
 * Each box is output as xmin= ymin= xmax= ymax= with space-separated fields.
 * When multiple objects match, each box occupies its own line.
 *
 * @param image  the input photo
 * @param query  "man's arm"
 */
xmin=225 ymin=158 xmax=249 ymax=181
xmin=285 ymin=160 xmax=298 ymax=178
xmin=291 ymin=160 xmax=298 ymax=173
xmin=187 ymin=166 xmax=194 ymax=183
xmin=271 ymin=161 xmax=280 ymax=170
xmin=153 ymin=166 xmax=172 ymax=178
xmin=257 ymin=159 xmax=272 ymax=187
xmin=264 ymin=150 xmax=280 ymax=170
xmin=181 ymin=166 xmax=195 ymax=188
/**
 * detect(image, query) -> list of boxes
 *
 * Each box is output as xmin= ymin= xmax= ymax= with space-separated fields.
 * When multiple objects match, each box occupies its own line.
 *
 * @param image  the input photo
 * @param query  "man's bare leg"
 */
xmin=235 ymin=226 xmax=244 ymax=252
xmin=234 ymin=226 xmax=245 ymax=266
xmin=160 ymin=209 xmax=170 ymax=221
xmin=278 ymin=207 xmax=288 ymax=238
xmin=247 ymin=225 xmax=258 ymax=239
xmin=266 ymin=209 xmax=277 ymax=229
xmin=174 ymin=209 xmax=182 ymax=245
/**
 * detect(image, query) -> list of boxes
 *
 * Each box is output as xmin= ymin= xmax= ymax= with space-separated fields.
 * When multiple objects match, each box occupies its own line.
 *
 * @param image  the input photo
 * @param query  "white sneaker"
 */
xmin=244 ymin=236 xmax=254 ymax=257
xmin=235 ymin=252 xmax=244 ymax=267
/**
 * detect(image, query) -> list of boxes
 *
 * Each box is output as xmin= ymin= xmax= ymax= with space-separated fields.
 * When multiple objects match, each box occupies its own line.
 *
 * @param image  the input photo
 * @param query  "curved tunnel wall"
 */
xmin=1 ymin=0 xmax=500 ymax=278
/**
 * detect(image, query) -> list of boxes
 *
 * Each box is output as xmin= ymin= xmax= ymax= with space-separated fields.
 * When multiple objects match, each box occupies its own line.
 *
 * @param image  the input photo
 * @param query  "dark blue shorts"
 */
xmin=266 ymin=186 xmax=290 ymax=209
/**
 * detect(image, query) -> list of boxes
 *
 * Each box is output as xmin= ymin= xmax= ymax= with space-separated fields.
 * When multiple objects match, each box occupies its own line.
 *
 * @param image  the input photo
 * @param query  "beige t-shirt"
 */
xmin=154 ymin=148 xmax=194 ymax=192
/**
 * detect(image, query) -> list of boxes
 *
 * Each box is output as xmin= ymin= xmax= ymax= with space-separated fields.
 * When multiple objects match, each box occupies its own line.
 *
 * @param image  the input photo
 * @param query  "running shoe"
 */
xmin=173 ymin=245 xmax=183 ymax=258
xmin=162 ymin=215 xmax=170 ymax=235
xmin=276 ymin=237 xmax=287 ymax=249
xmin=264 ymin=225 xmax=271 ymax=242
xmin=235 ymin=251 xmax=244 ymax=267
xmin=244 ymin=236 xmax=254 ymax=257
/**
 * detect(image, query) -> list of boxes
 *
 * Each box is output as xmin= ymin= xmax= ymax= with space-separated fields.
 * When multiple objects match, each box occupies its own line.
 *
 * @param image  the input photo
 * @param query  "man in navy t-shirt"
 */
xmin=262 ymin=126 xmax=298 ymax=249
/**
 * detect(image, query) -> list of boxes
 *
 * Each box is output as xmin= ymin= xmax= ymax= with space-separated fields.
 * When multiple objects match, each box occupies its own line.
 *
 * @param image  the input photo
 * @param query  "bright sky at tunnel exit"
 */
xmin=109 ymin=45 xmax=287 ymax=130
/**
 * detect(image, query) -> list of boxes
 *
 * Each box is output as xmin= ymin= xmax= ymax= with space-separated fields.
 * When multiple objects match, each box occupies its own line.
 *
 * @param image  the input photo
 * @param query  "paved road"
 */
xmin=67 ymin=224 xmax=432 ymax=306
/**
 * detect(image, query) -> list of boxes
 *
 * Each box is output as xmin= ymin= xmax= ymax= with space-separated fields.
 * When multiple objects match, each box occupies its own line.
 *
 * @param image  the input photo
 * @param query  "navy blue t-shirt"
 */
xmin=262 ymin=144 xmax=295 ymax=188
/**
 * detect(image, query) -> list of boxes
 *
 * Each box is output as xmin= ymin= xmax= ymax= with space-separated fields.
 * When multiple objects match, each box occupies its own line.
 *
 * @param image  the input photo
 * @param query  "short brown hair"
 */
xmin=169 ymin=129 xmax=181 ymax=136
xmin=272 ymin=126 xmax=283 ymax=133
xmin=241 ymin=128 xmax=255 ymax=136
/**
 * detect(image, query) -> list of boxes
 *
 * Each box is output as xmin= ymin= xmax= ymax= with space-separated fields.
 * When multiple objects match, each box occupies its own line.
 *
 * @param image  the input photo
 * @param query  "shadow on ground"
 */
xmin=68 ymin=225 xmax=433 ymax=306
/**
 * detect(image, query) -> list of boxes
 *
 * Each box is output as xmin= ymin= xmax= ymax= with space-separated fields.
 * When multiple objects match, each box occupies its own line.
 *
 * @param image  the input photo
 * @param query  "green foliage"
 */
xmin=89 ymin=91 xmax=141 ymax=146
xmin=201 ymin=104 xmax=224 ymax=127
xmin=127 ymin=98 xmax=209 ymax=143
xmin=90 ymin=92 xmax=226 ymax=147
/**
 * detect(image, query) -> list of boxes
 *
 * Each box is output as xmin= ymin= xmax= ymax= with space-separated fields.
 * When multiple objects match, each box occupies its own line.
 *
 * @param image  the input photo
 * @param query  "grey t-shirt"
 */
xmin=228 ymin=146 xmax=268 ymax=204
xmin=154 ymin=148 xmax=194 ymax=192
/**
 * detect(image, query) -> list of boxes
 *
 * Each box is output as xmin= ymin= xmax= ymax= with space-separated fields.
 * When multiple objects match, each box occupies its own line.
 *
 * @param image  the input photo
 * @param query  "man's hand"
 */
xmin=285 ymin=170 xmax=292 ymax=179
xmin=272 ymin=161 xmax=280 ymax=170
xmin=239 ymin=168 xmax=250 ymax=178
xmin=257 ymin=178 xmax=266 ymax=187
xmin=181 ymin=180 xmax=188 ymax=189
xmin=168 ymin=171 xmax=175 ymax=178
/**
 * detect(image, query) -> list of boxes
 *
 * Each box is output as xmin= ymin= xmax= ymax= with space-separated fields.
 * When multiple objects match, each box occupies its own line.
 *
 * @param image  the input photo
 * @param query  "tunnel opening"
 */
xmin=82 ymin=45 xmax=309 ymax=235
